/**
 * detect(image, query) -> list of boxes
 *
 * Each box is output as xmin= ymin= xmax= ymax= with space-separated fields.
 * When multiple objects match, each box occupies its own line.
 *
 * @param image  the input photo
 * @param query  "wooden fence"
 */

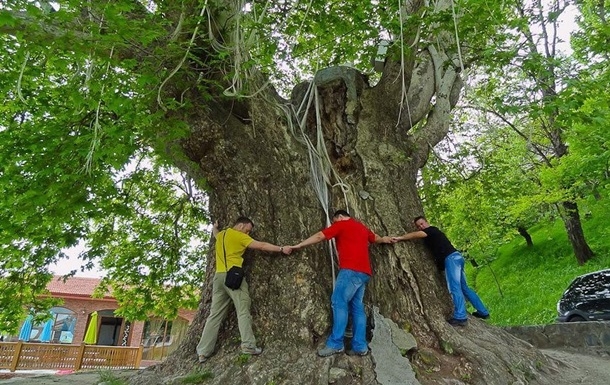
xmin=0 ymin=342 xmax=143 ymax=372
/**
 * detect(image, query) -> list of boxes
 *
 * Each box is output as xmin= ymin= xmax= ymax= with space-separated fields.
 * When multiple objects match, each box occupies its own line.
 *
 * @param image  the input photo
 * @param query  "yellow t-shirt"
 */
xmin=215 ymin=228 xmax=254 ymax=273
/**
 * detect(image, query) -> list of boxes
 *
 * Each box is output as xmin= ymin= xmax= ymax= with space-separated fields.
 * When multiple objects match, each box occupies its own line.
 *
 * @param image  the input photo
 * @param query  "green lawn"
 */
xmin=465 ymin=196 xmax=610 ymax=326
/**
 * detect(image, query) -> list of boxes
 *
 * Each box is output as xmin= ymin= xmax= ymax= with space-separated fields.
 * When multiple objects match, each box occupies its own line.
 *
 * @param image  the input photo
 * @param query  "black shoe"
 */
xmin=447 ymin=318 xmax=468 ymax=326
xmin=471 ymin=311 xmax=490 ymax=319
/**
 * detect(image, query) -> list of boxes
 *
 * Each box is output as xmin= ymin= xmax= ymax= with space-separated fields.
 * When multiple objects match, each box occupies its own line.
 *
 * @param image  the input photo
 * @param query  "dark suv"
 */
xmin=556 ymin=269 xmax=610 ymax=322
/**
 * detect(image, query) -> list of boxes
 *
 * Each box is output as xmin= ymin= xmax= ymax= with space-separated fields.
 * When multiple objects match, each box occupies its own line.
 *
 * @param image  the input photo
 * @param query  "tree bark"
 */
xmin=517 ymin=226 xmax=534 ymax=247
xmin=560 ymin=201 xmax=594 ymax=265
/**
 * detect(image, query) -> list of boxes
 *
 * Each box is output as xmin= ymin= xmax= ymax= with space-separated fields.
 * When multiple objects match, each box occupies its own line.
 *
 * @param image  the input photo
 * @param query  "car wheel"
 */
xmin=568 ymin=315 xmax=586 ymax=322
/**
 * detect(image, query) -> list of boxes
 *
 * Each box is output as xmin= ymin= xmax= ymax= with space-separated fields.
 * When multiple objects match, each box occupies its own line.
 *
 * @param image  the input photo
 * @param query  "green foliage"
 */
xmin=85 ymin=157 xmax=207 ymax=320
xmin=0 ymin=277 xmax=60 ymax=334
xmin=468 ymin=195 xmax=610 ymax=326
xmin=421 ymin=113 xmax=546 ymax=266
xmin=423 ymin=0 xmax=610 ymax=267
xmin=0 ymin=1 xmax=208 ymax=328
xmin=246 ymin=0 xmax=507 ymax=94
xmin=572 ymin=0 xmax=610 ymax=64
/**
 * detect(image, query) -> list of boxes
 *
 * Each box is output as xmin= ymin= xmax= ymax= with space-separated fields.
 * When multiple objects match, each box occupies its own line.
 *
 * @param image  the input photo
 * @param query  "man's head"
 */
xmin=233 ymin=216 xmax=254 ymax=234
xmin=413 ymin=216 xmax=430 ymax=230
xmin=332 ymin=210 xmax=351 ymax=222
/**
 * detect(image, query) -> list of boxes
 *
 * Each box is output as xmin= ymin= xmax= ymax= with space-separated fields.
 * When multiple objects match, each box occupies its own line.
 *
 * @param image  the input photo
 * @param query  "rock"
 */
xmin=328 ymin=367 xmax=348 ymax=383
xmin=370 ymin=306 xmax=420 ymax=385
xmin=389 ymin=320 xmax=418 ymax=352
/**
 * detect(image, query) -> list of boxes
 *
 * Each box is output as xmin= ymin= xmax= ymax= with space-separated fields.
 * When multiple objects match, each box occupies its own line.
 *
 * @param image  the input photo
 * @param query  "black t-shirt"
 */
xmin=422 ymin=226 xmax=457 ymax=271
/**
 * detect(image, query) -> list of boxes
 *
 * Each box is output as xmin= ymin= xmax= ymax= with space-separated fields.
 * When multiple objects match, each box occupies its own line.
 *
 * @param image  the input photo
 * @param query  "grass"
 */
xmin=235 ymin=353 xmax=251 ymax=365
xmin=97 ymin=370 xmax=129 ymax=385
xmin=180 ymin=369 xmax=214 ymax=384
xmin=466 ymin=196 xmax=610 ymax=326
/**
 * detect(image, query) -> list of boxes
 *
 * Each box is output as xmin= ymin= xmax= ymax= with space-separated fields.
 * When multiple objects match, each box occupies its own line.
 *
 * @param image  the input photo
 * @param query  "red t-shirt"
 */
xmin=321 ymin=218 xmax=376 ymax=275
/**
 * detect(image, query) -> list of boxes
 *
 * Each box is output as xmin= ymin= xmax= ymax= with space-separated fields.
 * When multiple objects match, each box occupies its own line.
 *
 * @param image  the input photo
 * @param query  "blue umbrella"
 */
xmin=18 ymin=315 xmax=33 ymax=342
xmin=39 ymin=313 xmax=55 ymax=342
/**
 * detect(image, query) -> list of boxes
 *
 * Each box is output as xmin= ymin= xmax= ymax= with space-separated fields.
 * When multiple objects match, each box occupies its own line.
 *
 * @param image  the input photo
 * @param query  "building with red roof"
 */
xmin=6 ymin=276 xmax=196 ymax=362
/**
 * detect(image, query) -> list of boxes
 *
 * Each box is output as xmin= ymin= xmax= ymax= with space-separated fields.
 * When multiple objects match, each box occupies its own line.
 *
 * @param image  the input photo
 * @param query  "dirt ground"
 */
xmin=0 ymin=369 xmax=131 ymax=384
xmin=0 ymin=349 xmax=608 ymax=384
xmin=537 ymin=349 xmax=610 ymax=385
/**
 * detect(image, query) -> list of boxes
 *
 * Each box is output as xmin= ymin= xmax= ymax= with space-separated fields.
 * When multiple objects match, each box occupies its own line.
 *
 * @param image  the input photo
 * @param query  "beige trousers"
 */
xmin=196 ymin=272 xmax=256 ymax=356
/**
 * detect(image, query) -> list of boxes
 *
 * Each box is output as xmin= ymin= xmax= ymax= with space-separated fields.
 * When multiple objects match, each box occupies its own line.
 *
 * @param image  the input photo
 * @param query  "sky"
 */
xmin=49 ymin=243 xmax=104 ymax=278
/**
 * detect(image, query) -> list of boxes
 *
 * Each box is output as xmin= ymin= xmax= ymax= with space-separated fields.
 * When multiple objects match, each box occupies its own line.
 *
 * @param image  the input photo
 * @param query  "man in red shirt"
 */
xmin=292 ymin=210 xmax=392 ymax=357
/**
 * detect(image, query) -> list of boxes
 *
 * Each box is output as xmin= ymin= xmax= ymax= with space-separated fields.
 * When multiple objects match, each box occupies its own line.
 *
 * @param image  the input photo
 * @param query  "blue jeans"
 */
xmin=326 ymin=269 xmax=370 ymax=352
xmin=445 ymin=252 xmax=489 ymax=320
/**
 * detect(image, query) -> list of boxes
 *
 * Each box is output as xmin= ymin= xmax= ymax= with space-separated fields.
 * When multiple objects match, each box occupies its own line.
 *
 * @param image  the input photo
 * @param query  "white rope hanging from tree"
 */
xmin=157 ymin=1 xmax=209 ymax=111
xmin=397 ymin=0 xmax=415 ymax=129
xmin=279 ymin=74 xmax=353 ymax=288
xmin=222 ymin=0 xmax=274 ymax=99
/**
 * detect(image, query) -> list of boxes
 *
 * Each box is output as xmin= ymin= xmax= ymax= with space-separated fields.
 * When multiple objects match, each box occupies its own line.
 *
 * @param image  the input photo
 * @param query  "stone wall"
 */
xmin=504 ymin=322 xmax=610 ymax=355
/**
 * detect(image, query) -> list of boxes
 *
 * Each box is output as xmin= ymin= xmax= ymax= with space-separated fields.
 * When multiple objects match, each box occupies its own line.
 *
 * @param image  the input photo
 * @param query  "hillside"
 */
xmin=467 ymin=196 xmax=610 ymax=326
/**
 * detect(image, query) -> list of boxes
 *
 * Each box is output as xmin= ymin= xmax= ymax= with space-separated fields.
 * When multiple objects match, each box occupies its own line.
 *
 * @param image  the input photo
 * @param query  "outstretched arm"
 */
xmin=392 ymin=231 xmax=427 ymax=242
xmin=291 ymin=231 xmax=326 ymax=249
xmin=374 ymin=234 xmax=393 ymax=244
xmin=247 ymin=240 xmax=292 ymax=255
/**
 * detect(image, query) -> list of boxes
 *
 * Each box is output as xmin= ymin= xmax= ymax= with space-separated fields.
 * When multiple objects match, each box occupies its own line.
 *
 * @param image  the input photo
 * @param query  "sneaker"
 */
xmin=317 ymin=346 xmax=344 ymax=357
xmin=346 ymin=349 xmax=369 ymax=356
xmin=471 ymin=311 xmax=490 ymax=319
xmin=447 ymin=318 xmax=468 ymax=326
xmin=198 ymin=354 xmax=209 ymax=363
xmin=241 ymin=346 xmax=263 ymax=355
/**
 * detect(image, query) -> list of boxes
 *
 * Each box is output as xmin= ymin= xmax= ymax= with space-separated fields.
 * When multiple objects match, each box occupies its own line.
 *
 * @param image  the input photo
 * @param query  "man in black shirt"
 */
xmin=392 ymin=216 xmax=490 ymax=326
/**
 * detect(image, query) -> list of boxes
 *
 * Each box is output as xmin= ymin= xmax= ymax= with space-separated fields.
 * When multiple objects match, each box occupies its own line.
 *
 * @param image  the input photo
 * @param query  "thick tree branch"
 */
xmin=410 ymin=46 xmax=462 ymax=169
xmin=397 ymin=50 xmax=436 ymax=130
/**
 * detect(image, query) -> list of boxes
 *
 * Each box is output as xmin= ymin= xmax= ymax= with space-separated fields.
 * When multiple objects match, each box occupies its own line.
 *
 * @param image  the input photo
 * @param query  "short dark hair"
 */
xmin=333 ymin=210 xmax=351 ymax=218
xmin=234 ymin=216 xmax=254 ymax=227
xmin=413 ymin=216 xmax=426 ymax=223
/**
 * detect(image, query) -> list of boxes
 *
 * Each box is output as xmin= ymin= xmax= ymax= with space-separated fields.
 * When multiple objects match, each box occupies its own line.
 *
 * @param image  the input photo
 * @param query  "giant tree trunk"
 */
xmin=129 ymin=61 xmax=560 ymax=384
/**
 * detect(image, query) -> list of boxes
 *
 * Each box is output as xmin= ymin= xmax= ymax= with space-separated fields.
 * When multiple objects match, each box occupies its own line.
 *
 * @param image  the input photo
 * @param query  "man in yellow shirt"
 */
xmin=196 ymin=217 xmax=292 ymax=363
